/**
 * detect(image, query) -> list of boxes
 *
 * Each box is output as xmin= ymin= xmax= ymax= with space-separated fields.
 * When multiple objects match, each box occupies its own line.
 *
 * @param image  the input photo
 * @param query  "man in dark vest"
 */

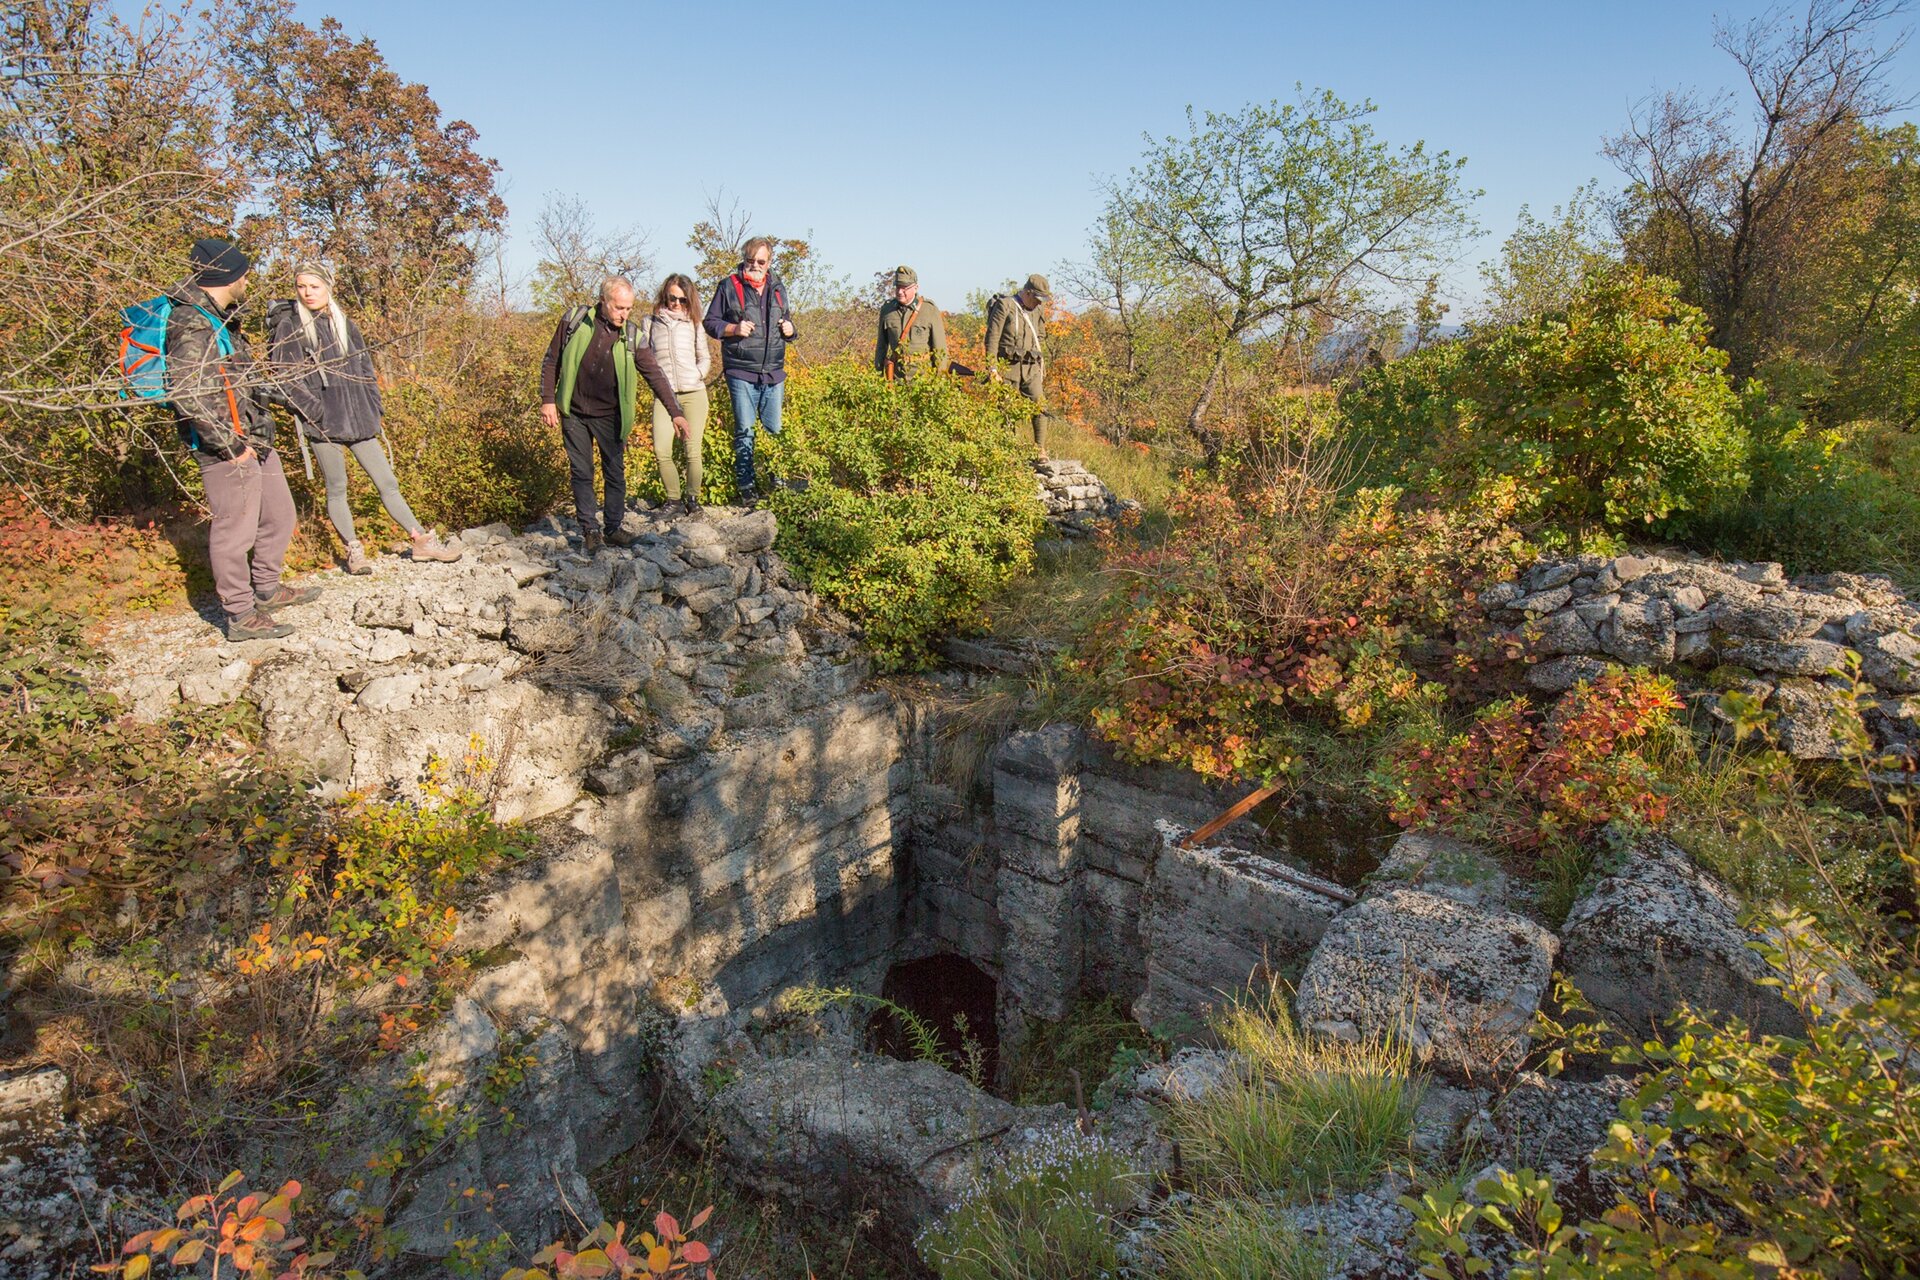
xmin=873 ymin=265 xmax=949 ymax=381
xmin=703 ymin=238 xmax=796 ymax=502
xmin=984 ymin=273 xmax=1051 ymax=452
xmin=540 ymin=276 xmax=688 ymax=553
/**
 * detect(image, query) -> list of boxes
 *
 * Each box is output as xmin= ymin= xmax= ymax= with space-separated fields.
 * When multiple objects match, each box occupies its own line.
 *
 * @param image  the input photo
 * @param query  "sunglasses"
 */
xmin=664 ymin=295 xmax=687 ymax=307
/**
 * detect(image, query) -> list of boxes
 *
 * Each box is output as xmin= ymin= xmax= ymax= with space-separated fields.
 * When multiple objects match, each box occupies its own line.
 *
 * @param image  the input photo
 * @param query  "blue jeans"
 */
xmin=726 ymin=376 xmax=783 ymax=495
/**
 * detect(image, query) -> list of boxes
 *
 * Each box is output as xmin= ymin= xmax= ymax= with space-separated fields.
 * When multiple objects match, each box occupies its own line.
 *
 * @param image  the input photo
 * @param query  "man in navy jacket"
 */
xmin=703 ymin=237 xmax=795 ymax=501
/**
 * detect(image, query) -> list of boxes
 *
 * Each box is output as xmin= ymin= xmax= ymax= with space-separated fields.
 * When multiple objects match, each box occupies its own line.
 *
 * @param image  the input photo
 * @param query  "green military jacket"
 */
xmin=873 ymin=295 xmax=949 ymax=380
xmin=984 ymin=293 xmax=1045 ymax=367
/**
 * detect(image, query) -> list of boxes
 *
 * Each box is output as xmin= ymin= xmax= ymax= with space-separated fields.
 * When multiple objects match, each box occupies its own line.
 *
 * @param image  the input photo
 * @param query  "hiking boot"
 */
xmin=582 ymin=529 xmax=605 ymax=555
xmin=226 ymin=610 xmax=292 ymax=642
xmin=410 ymin=530 xmax=463 ymax=563
xmin=606 ymin=526 xmax=639 ymax=547
xmin=255 ymin=582 xmax=322 ymax=610
xmin=343 ymin=541 xmax=372 ymax=575
xmin=683 ymin=495 xmax=703 ymax=518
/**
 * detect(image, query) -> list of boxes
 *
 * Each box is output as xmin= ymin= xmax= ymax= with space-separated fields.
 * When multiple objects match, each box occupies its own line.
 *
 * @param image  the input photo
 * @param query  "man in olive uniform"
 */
xmin=873 ymin=265 xmax=949 ymax=382
xmin=984 ymin=273 xmax=1050 ymax=450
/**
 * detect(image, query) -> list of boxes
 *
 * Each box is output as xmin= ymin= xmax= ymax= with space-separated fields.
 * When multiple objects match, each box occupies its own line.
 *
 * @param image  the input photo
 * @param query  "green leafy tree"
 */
xmin=227 ymin=0 xmax=505 ymax=324
xmin=1347 ymin=268 xmax=1750 ymax=536
xmin=1117 ymin=90 xmax=1478 ymax=456
xmin=1479 ymin=181 xmax=1616 ymax=326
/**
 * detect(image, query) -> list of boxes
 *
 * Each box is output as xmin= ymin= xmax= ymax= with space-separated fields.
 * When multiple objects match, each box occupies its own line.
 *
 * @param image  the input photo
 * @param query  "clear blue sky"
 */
xmin=293 ymin=0 xmax=1918 ymax=317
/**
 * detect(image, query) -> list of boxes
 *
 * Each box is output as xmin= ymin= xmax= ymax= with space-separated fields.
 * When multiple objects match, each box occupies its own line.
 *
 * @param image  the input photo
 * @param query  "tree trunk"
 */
xmin=1186 ymin=341 xmax=1232 ymax=467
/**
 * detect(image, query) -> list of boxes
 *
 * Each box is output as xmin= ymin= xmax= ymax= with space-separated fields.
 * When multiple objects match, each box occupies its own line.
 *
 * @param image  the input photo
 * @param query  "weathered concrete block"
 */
xmin=1134 ymin=823 xmax=1347 ymax=1036
xmin=1295 ymin=887 xmax=1557 ymax=1083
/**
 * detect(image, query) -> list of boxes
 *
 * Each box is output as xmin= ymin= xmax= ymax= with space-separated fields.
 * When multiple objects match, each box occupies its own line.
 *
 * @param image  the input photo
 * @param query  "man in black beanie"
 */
xmin=167 ymin=236 xmax=318 ymax=642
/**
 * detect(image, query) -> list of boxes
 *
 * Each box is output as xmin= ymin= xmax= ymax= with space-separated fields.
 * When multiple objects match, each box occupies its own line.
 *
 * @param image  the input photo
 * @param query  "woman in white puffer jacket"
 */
xmin=642 ymin=273 xmax=713 ymax=515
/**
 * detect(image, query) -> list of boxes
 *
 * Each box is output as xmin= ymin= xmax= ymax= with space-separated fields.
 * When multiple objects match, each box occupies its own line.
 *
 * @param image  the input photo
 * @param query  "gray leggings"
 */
xmin=309 ymin=437 xmax=420 ymax=544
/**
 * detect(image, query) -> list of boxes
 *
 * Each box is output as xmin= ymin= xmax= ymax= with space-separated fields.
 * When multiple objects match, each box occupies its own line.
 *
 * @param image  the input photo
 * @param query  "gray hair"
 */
xmin=599 ymin=275 xmax=634 ymax=302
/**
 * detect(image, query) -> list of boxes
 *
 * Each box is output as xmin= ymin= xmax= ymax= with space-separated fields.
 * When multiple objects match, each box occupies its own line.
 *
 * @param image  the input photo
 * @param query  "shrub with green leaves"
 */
xmin=765 ymin=362 xmax=1045 ymax=671
xmin=917 ymin=1126 xmax=1138 ymax=1280
xmin=1406 ymin=927 xmax=1920 ymax=1278
xmin=1345 ymin=268 xmax=1751 ymax=538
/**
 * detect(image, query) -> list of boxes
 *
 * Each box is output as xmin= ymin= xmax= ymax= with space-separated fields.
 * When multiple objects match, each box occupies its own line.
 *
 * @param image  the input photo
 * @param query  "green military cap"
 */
xmin=893 ymin=265 xmax=917 ymax=286
xmin=1022 ymin=273 xmax=1050 ymax=299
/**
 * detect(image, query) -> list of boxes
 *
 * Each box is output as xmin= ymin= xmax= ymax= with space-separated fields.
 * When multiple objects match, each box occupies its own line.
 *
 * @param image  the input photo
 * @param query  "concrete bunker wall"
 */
xmin=899 ymin=714 xmax=1385 ymax=1038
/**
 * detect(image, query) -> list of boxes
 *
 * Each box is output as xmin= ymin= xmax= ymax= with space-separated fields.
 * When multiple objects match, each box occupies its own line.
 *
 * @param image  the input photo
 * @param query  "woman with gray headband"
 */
xmin=268 ymin=262 xmax=460 ymax=572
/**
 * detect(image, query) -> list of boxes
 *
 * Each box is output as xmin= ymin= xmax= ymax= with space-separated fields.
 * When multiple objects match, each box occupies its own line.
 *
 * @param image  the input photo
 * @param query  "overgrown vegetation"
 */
xmin=1344 ymin=268 xmax=1750 ymax=540
xmin=1165 ymin=980 xmax=1419 ymax=1202
xmin=766 ymin=362 xmax=1046 ymax=671
xmin=916 ymin=1127 xmax=1139 ymax=1280
xmin=1408 ymin=922 xmax=1920 ymax=1277
xmin=0 ymin=606 xmax=534 ymax=1266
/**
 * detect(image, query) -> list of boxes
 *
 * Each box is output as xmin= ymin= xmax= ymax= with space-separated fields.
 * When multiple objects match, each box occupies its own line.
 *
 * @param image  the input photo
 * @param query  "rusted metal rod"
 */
xmin=1180 ymin=782 xmax=1286 ymax=849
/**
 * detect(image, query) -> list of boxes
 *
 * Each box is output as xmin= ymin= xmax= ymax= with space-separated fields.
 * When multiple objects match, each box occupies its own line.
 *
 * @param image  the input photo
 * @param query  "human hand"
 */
xmin=779 ymin=319 xmax=794 ymax=338
xmin=540 ymin=403 xmax=559 ymax=429
xmin=236 ymin=445 xmax=256 ymax=465
xmin=672 ymin=415 xmax=690 ymax=441
xmin=735 ymin=319 xmax=755 ymax=338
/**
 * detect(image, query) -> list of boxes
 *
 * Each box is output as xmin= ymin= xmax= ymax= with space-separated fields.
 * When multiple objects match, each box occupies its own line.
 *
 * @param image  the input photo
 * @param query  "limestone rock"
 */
xmin=1559 ymin=838 xmax=1803 ymax=1038
xmin=1718 ymin=636 xmax=1851 ymax=677
xmin=1527 ymin=654 xmax=1609 ymax=694
xmin=1598 ymin=596 xmax=1675 ymax=666
xmin=1369 ymin=831 xmax=1509 ymax=910
xmin=1770 ymin=677 xmax=1863 ymax=759
xmin=1295 ymin=887 xmax=1558 ymax=1083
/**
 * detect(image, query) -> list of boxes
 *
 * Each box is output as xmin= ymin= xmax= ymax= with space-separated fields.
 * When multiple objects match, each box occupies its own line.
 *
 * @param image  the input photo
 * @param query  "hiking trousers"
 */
xmin=561 ymin=412 xmax=626 ymax=533
xmin=1001 ymin=361 xmax=1047 ymax=449
xmin=311 ymin=437 xmax=421 ymax=545
xmin=198 ymin=446 xmax=295 ymax=619
xmin=651 ymin=385 xmax=708 ymax=502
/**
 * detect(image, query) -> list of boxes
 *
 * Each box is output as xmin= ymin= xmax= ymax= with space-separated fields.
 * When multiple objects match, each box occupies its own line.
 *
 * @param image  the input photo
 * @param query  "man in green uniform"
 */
xmin=873 ymin=265 xmax=949 ymax=381
xmin=984 ymin=273 xmax=1050 ymax=450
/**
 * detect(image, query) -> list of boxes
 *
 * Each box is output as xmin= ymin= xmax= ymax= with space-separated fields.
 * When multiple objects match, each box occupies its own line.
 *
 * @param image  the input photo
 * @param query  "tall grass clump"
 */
xmin=916 ymin=1126 xmax=1138 ymax=1280
xmin=1168 ymin=980 xmax=1419 ymax=1200
xmin=1151 ymin=1199 xmax=1329 ymax=1280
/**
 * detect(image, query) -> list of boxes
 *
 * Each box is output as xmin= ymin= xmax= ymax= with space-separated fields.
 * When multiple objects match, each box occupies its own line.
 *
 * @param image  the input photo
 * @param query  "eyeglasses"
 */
xmin=747 ymin=258 xmax=771 ymax=268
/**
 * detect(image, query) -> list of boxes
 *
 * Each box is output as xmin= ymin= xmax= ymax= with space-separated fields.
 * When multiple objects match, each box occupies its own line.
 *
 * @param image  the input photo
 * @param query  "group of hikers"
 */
xmin=144 ymin=236 xmax=1056 ymax=643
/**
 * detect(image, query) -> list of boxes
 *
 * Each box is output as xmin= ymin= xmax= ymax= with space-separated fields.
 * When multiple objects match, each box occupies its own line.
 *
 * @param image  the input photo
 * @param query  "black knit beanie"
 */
xmin=189 ymin=237 xmax=250 ymax=287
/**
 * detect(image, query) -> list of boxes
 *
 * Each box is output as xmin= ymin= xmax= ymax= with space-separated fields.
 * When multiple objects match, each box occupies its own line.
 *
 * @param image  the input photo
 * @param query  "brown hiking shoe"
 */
xmin=343 ymin=541 xmax=372 ymax=575
xmin=410 ymin=530 xmax=463 ymax=563
xmin=226 ymin=610 xmax=292 ymax=642
xmin=256 ymin=582 xmax=322 ymax=610
xmin=583 ymin=529 xmax=605 ymax=555
xmin=606 ymin=526 xmax=639 ymax=547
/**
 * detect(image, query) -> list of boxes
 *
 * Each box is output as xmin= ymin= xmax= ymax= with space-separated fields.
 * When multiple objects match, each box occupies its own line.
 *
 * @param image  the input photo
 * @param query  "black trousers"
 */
xmin=562 ymin=412 xmax=624 ymax=532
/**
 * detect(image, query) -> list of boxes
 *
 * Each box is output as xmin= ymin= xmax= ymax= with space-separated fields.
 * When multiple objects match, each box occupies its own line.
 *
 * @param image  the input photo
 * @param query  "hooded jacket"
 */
xmin=164 ymin=282 xmax=274 ymax=461
xmin=267 ymin=300 xmax=384 ymax=445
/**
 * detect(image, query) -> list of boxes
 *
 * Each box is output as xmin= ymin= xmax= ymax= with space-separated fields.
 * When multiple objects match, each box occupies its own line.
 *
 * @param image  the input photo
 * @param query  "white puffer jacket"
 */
xmin=643 ymin=310 xmax=711 ymax=393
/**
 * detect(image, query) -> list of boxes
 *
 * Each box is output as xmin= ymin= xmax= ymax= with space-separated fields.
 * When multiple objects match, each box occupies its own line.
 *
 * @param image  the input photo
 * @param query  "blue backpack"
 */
xmin=119 ymin=295 xmax=230 ymax=402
